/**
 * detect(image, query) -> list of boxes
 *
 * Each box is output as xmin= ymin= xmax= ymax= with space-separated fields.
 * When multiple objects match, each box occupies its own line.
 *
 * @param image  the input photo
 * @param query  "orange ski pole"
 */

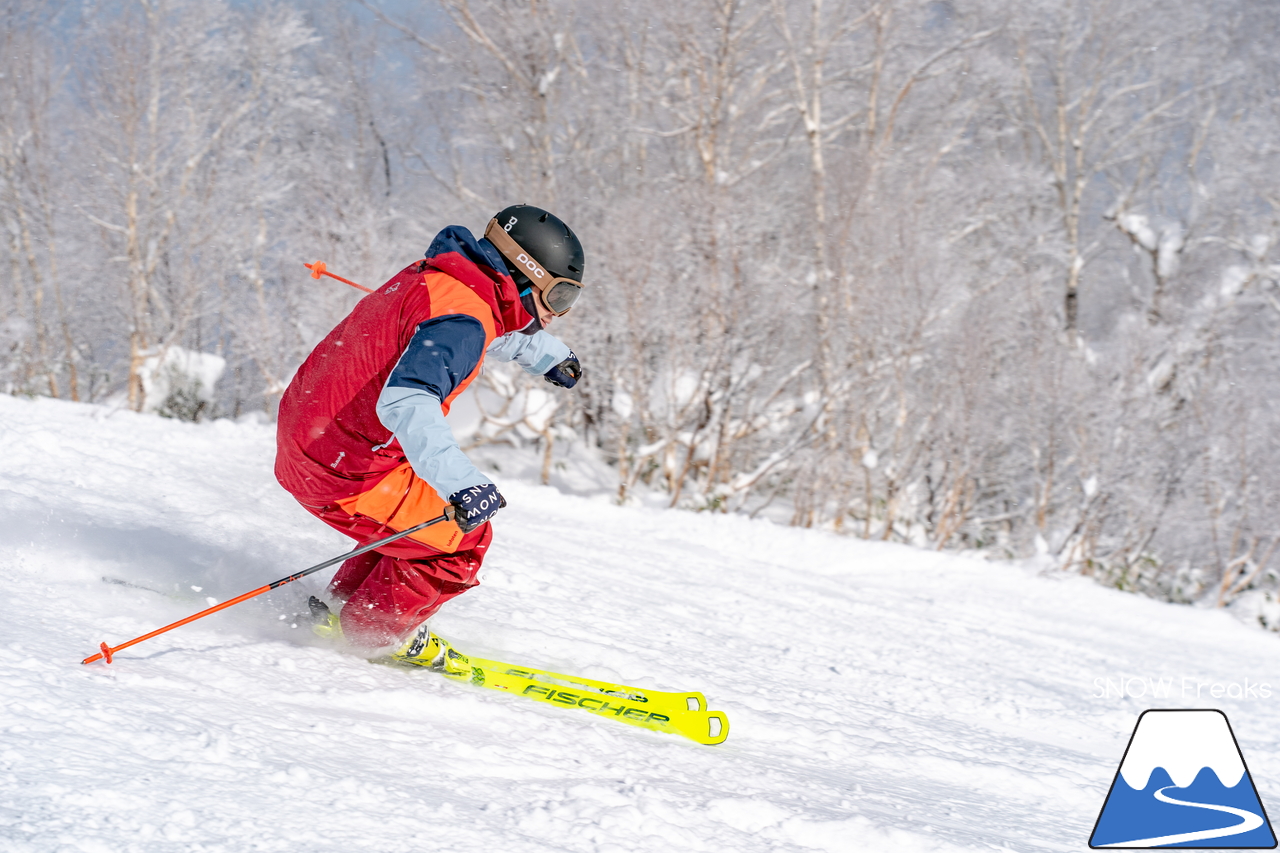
xmin=304 ymin=261 xmax=374 ymax=294
xmin=82 ymin=509 xmax=455 ymax=665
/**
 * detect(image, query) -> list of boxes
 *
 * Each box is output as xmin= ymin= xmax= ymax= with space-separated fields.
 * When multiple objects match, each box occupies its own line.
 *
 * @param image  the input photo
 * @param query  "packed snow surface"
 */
xmin=2 ymin=395 xmax=1278 ymax=852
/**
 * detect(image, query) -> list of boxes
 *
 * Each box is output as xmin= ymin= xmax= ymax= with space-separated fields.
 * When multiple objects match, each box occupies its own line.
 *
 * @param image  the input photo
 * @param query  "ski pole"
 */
xmin=304 ymin=260 xmax=373 ymax=294
xmin=81 ymin=509 xmax=455 ymax=665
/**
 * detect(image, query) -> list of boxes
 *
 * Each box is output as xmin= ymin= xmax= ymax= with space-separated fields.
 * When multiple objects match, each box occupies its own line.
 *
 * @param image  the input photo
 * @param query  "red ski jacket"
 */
xmin=275 ymin=227 xmax=532 ymax=552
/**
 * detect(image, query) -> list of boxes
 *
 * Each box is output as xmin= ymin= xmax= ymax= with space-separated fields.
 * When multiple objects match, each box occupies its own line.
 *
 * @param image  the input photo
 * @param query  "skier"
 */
xmin=275 ymin=204 xmax=585 ymax=662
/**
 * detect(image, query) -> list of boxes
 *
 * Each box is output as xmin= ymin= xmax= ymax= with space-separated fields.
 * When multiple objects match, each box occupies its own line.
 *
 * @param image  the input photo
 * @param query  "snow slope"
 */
xmin=1 ymin=394 xmax=1278 ymax=852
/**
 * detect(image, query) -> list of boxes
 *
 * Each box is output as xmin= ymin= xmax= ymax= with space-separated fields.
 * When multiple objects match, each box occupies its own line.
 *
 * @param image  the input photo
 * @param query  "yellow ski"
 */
xmin=385 ymin=637 xmax=730 ymax=745
xmin=466 ymin=654 xmax=710 ymax=714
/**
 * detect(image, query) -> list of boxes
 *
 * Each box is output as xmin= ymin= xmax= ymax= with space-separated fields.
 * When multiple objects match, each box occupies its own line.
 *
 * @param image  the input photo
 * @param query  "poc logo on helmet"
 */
xmin=515 ymin=253 xmax=545 ymax=279
xmin=504 ymin=216 xmax=518 ymax=232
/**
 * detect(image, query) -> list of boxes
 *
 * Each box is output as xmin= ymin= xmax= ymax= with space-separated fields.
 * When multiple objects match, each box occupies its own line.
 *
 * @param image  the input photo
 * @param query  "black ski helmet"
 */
xmin=490 ymin=204 xmax=585 ymax=293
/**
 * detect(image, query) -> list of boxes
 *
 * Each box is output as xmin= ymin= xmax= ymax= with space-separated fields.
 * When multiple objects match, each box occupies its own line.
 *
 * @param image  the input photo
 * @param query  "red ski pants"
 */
xmin=307 ymin=504 xmax=492 ymax=648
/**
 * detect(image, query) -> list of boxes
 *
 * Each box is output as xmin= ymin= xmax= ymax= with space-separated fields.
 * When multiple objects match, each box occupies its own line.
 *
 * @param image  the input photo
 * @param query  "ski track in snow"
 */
xmin=0 ymin=395 xmax=1278 ymax=852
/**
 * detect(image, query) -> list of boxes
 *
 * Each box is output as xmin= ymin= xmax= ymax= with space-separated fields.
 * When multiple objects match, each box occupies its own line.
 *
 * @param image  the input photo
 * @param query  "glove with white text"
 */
xmin=544 ymin=352 xmax=582 ymax=389
xmin=448 ymin=483 xmax=506 ymax=534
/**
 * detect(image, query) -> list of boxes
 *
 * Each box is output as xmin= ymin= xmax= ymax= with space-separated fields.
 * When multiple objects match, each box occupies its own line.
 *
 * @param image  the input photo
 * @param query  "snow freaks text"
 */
xmin=1092 ymin=677 xmax=1274 ymax=701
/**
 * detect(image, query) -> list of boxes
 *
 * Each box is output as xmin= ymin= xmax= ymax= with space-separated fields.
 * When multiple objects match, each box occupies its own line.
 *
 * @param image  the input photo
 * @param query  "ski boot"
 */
xmin=307 ymin=596 xmax=343 ymax=640
xmin=391 ymin=623 xmax=473 ymax=677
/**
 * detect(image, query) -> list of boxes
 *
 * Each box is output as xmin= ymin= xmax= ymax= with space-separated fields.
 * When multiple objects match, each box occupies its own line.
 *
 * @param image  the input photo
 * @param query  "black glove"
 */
xmin=544 ymin=351 xmax=582 ymax=389
xmin=448 ymin=483 xmax=506 ymax=533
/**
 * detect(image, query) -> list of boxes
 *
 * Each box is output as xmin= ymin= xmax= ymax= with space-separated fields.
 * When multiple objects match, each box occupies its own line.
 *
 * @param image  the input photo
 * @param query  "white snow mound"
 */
xmin=1118 ymin=710 xmax=1245 ymax=789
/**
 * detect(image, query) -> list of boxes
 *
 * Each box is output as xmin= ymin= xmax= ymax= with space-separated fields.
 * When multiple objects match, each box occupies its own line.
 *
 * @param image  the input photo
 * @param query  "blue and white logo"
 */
xmin=1090 ymin=709 xmax=1276 ymax=848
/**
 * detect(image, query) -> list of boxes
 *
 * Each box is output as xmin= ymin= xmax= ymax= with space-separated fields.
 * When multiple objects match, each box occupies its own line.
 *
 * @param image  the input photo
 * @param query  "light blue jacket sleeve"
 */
xmin=376 ymin=328 xmax=570 ymax=500
xmin=376 ymin=386 xmax=492 ymax=499
xmin=487 ymin=330 xmax=571 ymax=375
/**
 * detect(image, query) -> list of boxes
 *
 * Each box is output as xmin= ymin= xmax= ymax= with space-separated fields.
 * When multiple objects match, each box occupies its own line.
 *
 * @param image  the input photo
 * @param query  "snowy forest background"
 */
xmin=3 ymin=0 xmax=1279 ymax=619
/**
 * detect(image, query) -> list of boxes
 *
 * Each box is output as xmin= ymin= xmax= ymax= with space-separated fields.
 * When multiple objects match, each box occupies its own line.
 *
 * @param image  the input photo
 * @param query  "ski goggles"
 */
xmin=484 ymin=218 xmax=583 ymax=315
